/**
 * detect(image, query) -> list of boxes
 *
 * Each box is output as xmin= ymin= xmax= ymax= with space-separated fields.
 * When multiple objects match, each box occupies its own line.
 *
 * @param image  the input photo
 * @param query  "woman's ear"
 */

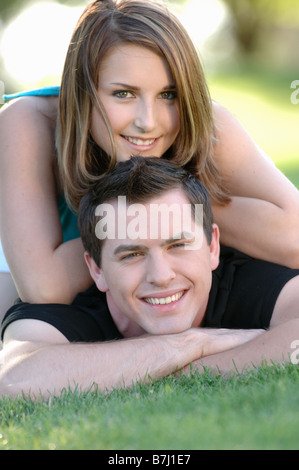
xmin=84 ymin=252 xmax=109 ymax=292
xmin=209 ymin=223 xmax=220 ymax=271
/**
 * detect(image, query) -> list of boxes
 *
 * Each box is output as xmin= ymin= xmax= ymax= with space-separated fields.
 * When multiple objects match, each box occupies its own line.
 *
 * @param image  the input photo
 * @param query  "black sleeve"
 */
xmin=203 ymin=246 xmax=299 ymax=329
xmin=1 ymin=284 xmax=123 ymax=343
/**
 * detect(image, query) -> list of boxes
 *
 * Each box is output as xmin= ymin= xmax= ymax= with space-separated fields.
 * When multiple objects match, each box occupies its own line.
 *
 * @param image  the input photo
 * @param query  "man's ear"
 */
xmin=84 ymin=252 xmax=109 ymax=292
xmin=209 ymin=224 xmax=220 ymax=271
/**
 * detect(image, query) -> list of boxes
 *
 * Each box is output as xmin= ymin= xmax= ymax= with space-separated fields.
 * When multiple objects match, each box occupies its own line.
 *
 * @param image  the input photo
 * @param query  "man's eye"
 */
xmin=120 ymin=252 xmax=141 ymax=261
xmin=170 ymin=239 xmax=194 ymax=250
xmin=170 ymin=242 xmax=186 ymax=249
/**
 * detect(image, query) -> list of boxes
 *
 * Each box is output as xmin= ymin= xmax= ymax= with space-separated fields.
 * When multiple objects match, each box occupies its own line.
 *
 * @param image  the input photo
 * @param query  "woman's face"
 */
xmin=91 ymin=43 xmax=180 ymax=161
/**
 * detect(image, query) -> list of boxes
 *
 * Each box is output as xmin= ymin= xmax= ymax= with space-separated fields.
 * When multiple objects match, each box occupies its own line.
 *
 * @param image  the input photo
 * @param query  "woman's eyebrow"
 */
xmin=110 ymin=82 xmax=176 ymax=91
xmin=110 ymin=82 xmax=140 ymax=91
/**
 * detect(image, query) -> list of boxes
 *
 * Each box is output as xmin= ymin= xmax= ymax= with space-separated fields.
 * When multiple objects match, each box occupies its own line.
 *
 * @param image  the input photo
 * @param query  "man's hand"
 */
xmin=191 ymin=328 xmax=265 ymax=358
xmin=0 ymin=324 xmax=264 ymax=398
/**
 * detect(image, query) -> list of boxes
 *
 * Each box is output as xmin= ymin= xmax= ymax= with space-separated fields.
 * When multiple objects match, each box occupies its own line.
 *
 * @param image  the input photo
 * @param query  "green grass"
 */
xmin=1 ymin=63 xmax=298 ymax=451
xmin=1 ymin=363 xmax=299 ymax=450
xmin=207 ymin=61 xmax=299 ymax=187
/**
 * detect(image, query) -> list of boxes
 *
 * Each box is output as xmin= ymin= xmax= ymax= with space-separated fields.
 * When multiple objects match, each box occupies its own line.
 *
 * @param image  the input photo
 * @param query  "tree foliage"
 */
xmin=1 ymin=0 xmax=298 ymax=56
xmin=223 ymin=0 xmax=299 ymax=53
xmin=0 ymin=0 xmax=87 ymax=22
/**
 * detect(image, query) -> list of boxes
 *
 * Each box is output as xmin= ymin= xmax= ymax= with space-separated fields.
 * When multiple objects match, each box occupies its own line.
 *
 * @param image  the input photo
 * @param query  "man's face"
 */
xmin=86 ymin=188 xmax=220 ymax=336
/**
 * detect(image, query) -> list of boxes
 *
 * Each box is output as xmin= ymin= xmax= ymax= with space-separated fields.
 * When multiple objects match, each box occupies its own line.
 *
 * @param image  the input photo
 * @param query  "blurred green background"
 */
xmin=0 ymin=0 xmax=298 ymax=184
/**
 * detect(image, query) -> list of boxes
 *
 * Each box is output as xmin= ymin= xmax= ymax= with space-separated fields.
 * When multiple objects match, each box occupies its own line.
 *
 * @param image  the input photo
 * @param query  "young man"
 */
xmin=1 ymin=157 xmax=299 ymax=398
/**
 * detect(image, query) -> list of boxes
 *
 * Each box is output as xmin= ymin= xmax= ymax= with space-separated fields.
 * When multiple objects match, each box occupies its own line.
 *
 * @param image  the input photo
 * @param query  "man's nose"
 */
xmin=145 ymin=253 xmax=176 ymax=286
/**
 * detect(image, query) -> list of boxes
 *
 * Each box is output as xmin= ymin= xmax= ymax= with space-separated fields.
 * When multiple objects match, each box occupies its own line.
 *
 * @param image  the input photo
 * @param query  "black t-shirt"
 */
xmin=2 ymin=246 xmax=299 ymax=342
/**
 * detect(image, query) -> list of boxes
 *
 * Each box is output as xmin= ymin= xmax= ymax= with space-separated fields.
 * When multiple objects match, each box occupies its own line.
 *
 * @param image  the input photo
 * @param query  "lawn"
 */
xmin=207 ymin=61 xmax=299 ymax=187
xmin=1 ymin=363 xmax=299 ymax=450
xmin=1 ymin=64 xmax=299 ymax=451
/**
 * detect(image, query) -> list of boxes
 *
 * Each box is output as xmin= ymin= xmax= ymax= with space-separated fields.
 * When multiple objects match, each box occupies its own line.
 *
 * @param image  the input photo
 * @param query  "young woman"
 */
xmin=1 ymin=0 xmax=299 ymax=320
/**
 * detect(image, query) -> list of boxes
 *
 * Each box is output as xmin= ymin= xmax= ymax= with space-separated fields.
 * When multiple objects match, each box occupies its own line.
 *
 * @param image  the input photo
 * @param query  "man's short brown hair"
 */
xmin=78 ymin=156 xmax=214 ymax=266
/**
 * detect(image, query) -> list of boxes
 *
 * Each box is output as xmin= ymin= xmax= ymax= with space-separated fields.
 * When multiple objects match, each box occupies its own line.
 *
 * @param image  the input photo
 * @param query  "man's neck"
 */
xmin=106 ymin=291 xmax=146 ymax=338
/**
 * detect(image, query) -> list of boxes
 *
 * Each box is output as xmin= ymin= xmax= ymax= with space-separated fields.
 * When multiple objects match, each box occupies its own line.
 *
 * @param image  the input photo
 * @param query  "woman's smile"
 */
xmin=91 ymin=44 xmax=180 ymax=161
xmin=121 ymin=135 xmax=161 ymax=153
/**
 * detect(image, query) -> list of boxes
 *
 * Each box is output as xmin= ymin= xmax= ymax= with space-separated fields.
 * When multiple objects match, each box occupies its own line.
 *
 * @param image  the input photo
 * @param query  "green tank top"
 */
xmin=58 ymin=194 xmax=80 ymax=242
xmin=4 ymin=86 xmax=80 ymax=242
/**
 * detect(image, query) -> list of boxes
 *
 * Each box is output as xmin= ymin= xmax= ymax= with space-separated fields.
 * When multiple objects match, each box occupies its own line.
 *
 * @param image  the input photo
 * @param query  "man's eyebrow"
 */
xmin=163 ymin=231 xmax=195 ymax=245
xmin=113 ymin=244 xmax=149 ymax=256
xmin=113 ymin=233 xmax=196 ymax=255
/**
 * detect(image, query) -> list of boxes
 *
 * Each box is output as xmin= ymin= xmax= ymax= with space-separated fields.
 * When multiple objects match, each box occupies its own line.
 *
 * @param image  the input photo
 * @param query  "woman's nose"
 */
xmin=134 ymin=100 xmax=156 ymax=133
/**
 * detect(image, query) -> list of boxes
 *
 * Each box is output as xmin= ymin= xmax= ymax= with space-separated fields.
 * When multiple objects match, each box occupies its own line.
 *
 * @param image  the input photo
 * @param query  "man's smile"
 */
xmin=142 ymin=289 xmax=185 ymax=305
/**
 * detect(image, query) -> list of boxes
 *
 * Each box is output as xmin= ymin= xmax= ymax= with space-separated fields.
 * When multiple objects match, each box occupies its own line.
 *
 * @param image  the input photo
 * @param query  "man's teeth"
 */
xmin=125 ymin=136 xmax=156 ymax=146
xmin=144 ymin=291 xmax=184 ymax=305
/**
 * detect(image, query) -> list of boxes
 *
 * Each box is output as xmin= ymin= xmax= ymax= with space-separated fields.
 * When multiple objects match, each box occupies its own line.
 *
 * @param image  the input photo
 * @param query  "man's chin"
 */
xmin=145 ymin=322 xmax=192 ymax=336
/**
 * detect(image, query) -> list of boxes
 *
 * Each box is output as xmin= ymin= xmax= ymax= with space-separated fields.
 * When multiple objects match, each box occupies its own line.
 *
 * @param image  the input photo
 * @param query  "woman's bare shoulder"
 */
xmin=0 ymin=94 xmax=58 ymax=130
xmin=211 ymin=100 xmax=260 ymax=164
xmin=0 ymin=95 xmax=59 ymax=183
xmin=211 ymin=101 xmax=241 ymax=133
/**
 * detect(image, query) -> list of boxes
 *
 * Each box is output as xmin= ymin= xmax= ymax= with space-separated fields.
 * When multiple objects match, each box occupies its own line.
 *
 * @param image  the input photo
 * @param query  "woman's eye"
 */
xmin=114 ymin=91 xmax=133 ymax=99
xmin=160 ymin=91 xmax=177 ymax=100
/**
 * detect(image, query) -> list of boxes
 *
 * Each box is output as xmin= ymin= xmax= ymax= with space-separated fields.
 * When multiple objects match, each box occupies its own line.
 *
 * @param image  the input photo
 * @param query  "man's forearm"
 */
xmin=0 ymin=331 xmax=204 ymax=398
xmin=0 ymin=328 xmax=261 ymax=398
xmin=189 ymin=319 xmax=299 ymax=375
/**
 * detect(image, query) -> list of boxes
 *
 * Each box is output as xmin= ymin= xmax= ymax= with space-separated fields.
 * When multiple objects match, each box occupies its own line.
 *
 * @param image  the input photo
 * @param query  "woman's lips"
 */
xmin=122 ymin=135 xmax=160 ymax=151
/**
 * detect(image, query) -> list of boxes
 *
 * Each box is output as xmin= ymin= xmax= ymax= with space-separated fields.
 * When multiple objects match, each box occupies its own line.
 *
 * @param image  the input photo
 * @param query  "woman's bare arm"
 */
xmin=212 ymin=103 xmax=299 ymax=268
xmin=0 ymin=97 xmax=92 ymax=303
